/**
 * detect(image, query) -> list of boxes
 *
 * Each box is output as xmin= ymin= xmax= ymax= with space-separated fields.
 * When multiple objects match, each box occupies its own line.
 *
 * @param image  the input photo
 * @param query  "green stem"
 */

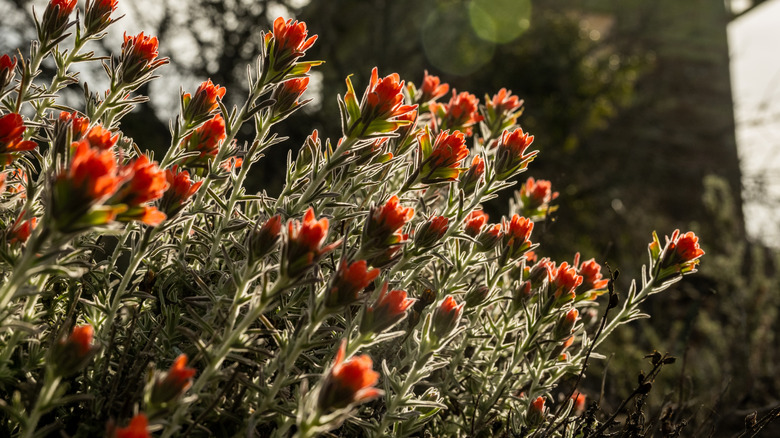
xmin=292 ymin=135 xmax=359 ymax=212
xmin=22 ymin=366 xmax=61 ymax=438
xmin=98 ymin=228 xmax=154 ymax=340
xmin=0 ymin=228 xmax=51 ymax=321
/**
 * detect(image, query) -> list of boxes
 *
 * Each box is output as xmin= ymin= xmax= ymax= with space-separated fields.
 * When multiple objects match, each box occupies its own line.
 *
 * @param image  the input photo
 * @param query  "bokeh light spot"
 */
xmin=422 ymin=3 xmax=496 ymax=76
xmin=468 ymin=0 xmax=532 ymax=44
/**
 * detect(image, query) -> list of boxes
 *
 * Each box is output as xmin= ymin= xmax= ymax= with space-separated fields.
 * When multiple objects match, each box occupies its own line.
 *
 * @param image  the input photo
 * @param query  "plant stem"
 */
xmin=22 ymin=366 xmax=61 ymax=438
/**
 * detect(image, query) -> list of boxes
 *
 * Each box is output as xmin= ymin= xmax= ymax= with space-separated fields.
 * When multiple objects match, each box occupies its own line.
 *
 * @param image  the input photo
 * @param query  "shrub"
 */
xmin=0 ymin=2 xmax=705 ymax=437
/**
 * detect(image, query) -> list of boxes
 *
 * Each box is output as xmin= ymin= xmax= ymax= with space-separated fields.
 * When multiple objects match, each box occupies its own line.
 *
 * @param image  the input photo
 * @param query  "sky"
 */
xmin=729 ymin=0 xmax=780 ymax=244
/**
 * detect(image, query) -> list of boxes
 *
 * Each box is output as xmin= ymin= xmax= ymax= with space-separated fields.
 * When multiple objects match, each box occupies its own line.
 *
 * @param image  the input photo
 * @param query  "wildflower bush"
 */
xmin=0 ymin=1 xmax=706 ymax=437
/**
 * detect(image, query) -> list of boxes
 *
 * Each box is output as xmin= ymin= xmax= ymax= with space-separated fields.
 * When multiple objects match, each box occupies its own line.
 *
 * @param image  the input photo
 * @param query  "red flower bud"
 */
xmin=317 ymin=342 xmax=383 ymax=412
xmin=360 ymin=283 xmax=415 ymax=334
xmin=495 ymin=128 xmax=537 ymax=181
xmin=573 ymin=253 xmax=609 ymax=298
xmin=431 ymin=295 xmax=464 ymax=340
xmin=343 ymin=68 xmax=417 ymax=137
xmin=114 ymin=413 xmax=150 ymax=438
xmin=40 ymin=0 xmax=77 ymax=44
xmin=325 ymin=260 xmax=380 ymax=309
xmin=364 ymin=195 xmax=414 ymax=248
xmin=651 ymin=230 xmax=705 ymax=279
xmin=265 ymin=17 xmax=318 ymax=77
xmin=52 ymin=324 xmax=97 ymax=377
xmin=526 ymin=396 xmax=547 ymax=427
xmin=550 ymin=262 xmax=583 ymax=303
xmin=477 ymin=223 xmax=503 ymax=252
xmin=8 ymin=211 xmax=37 ymax=244
xmin=151 ymin=354 xmax=197 ymax=405
xmin=464 ymin=210 xmax=488 ymax=238
xmin=459 ymin=155 xmax=485 ymax=194
xmin=84 ymin=124 xmax=118 ymax=150
xmin=0 ymin=54 xmax=16 ymax=90
xmin=182 ymin=79 xmax=226 ymax=125
xmin=554 ymin=308 xmax=579 ymax=339
xmin=284 ymin=208 xmax=339 ymax=278
xmin=414 ymin=215 xmax=449 ymax=249
xmin=59 ymin=111 xmax=90 ymax=141
xmin=502 ymin=214 xmax=534 ymax=261
xmin=271 ymin=77 xmax=309 ymax=120
xmin=159 ymin=166 xmax=203 ymax=218
xmin=0 ymin=114 xmax=37 ymax=166
xmin=418 ymin=129 xmax=468 ymax=185
xmin=433 ymin=90 xmax=483 ymax=136
xmin=119 ymin=32 xmax=167 ymax=85
xmin=111 ymin=155 xmax=169 ymax=219
xmin=248 ymin=214 xmax=283 ymax=261
xmin=417 ymin=70 xmax=449 ymax=104
xmin=85 ymin=0 xmax=118 ymax=35
xmin=181 ymin=114 xmax=226 ymax=164
xmin=52 ymin=140 xmax=122 ymax=231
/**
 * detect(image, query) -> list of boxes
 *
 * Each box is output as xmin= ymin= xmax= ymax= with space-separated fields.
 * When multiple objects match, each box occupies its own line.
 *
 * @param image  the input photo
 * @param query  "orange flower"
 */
xmin=0 ymin=113 xmax=36 ymax=166
xmin=114 ymin=413 xmax=150 ymax=438
xmin=343 ymin=68 xmax=417 ymax=137
xmin=488 ymin=88 xmax=523 ymax=115
xmin=520 ymin=177 xmax=558 ymax=209
xmin=433 ymin=90 xmax=483 ymax=136
xmin=151 ymin=354 xmax=197 ymax=404
xmin=418 ymin=70 xmax=449 ymax=103
xmin=59 ymin=111 xmax=90 ymax=141
xmin=62 ymin=140 xmax=120 ymax=203
xmin=317 ymin=342 xmax=382 ymax=412
xmin=182 ymin=114 xmax=226 ymax=161
xmin=571 ymin=392 xmax=587 ymax=415
xmin=284 ymin=207 xmax=339 ymax=277
xmin=464 ymin=210 xmax=488 ymax=238
xmin=365 ymin=68 xmax=415 ymax=121
xmin=431 ymin=295 xmax=465 ymax=339
xmin=495 ymin=128 xmax=537 ymax=181
xmin=85 ymin=0 xmax=118 ymax=34
xmin=85 ymin=124 xmax=118 ymax=150
xmin=325 ymin=260 xmax=380 ymax=309
xmin=360 ymin=283 xmax=415 ymax=334
xmin=265 ymin=17 xmax=318 ymax=78
xmin=502 ymin=214 xmax=534 ymax=261
xmin=365 ymin=195 xmax=414 ymax=248
xmin=113 ymin=156 xmax=168 ymax=206
xmin=649 ymin=229 xmax=705 ymax=278
xmin=182 ymin=79 xmax=226 ymax=125
xmin=111 ymin=156 xmax=168 ymax=226
xmin=159 ymin=166 xmax=202 ymax=218
xmin=418 ymin=129 xmax=468 ymax=185
xmin=573 ymin=253 xmax=609 ymax=298
xmin=119 ymin=32 xmax=167 ymax=85
xmin=550 ymin=262 xmax=583 ymax=303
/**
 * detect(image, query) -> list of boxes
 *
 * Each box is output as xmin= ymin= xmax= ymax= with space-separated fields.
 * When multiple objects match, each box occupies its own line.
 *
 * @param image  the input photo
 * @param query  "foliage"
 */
xmin=0 ymin=2 xmax=710 ymax=437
